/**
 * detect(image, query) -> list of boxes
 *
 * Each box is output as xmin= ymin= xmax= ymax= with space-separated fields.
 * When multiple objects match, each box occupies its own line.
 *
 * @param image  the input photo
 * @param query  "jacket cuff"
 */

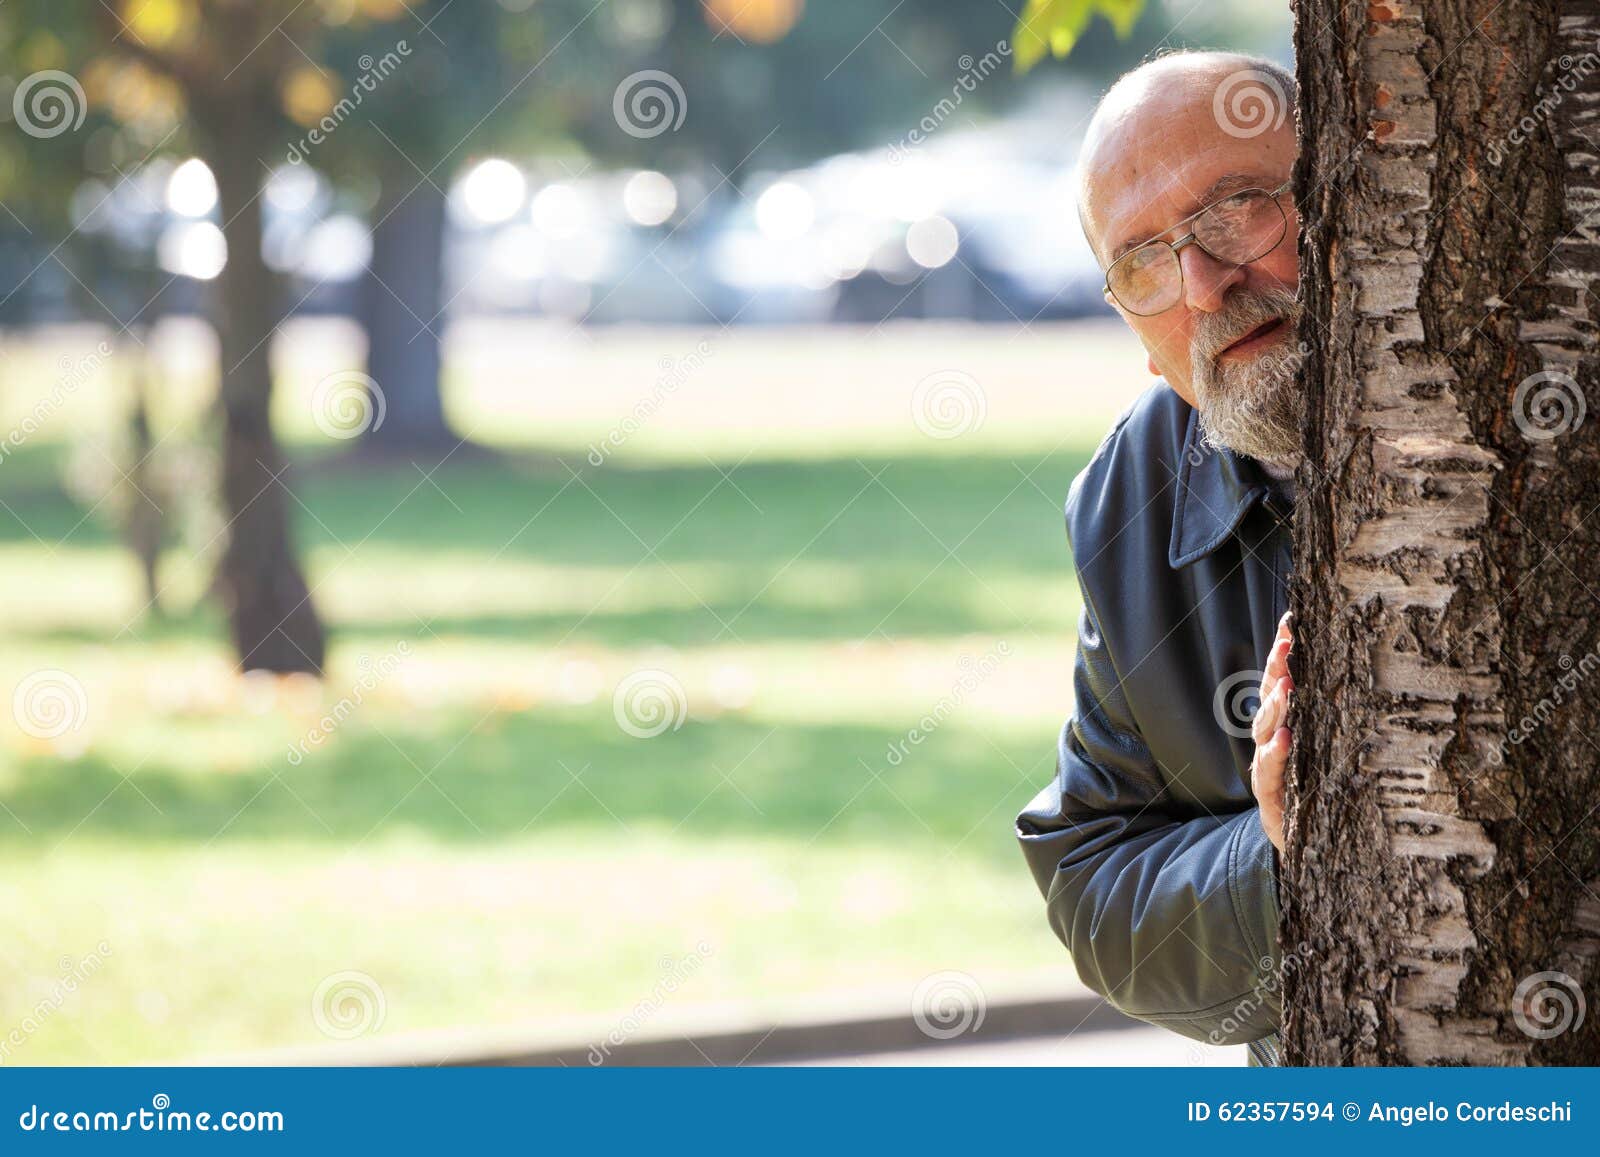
xmin=1227 ymin=809 xmax=1283 ymax=975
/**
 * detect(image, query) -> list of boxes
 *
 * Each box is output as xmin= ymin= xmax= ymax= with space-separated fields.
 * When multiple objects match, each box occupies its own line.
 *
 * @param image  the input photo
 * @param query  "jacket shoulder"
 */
xmin=1063 ymin=383 xmax=1190 ymax=566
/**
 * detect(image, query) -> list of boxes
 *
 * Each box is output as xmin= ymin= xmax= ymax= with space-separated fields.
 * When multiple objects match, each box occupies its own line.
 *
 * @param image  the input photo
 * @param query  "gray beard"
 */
xmin=1189 ymin=287 xmax=1305 ymax=469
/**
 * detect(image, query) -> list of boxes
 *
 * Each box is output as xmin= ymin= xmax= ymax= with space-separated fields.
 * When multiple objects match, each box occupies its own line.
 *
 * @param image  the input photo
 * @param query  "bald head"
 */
xmin=1077 ymin=51 xmax=1296 ymax=266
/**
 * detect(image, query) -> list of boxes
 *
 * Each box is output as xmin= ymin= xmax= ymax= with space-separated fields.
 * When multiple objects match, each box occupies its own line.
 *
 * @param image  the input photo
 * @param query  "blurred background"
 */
xmin=0 ymin=0 xmax=1287 ymax=1065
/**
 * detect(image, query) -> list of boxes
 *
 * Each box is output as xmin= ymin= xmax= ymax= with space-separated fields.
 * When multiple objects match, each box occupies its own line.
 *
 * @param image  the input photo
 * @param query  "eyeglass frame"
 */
xmin=1101 ymin=179 xmax=1294 ymax=316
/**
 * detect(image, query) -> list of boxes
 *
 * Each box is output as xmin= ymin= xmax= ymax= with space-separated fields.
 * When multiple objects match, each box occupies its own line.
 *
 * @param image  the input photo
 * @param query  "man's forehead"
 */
xmin=1100 ymin=160 xmax=1275 ymax=260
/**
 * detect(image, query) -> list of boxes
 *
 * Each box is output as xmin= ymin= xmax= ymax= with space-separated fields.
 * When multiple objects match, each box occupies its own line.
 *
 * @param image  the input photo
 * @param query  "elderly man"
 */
xmin=1016 ymin=50 xmax=1301 ymax=1065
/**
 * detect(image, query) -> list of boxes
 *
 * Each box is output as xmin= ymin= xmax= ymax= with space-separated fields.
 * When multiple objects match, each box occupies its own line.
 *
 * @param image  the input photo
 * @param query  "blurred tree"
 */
xmin=98 ymin=0 xmax=343 ymax=673
xmin=302 ymin=2 xmax=515 ymax=462
xmin=0 ymin=0 xmax=395 ymax=673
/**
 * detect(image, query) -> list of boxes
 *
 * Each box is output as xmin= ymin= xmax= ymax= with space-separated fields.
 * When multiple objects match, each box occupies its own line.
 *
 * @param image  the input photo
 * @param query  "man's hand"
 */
xmin=1250 ymin=611 xmax=1294 ymax=854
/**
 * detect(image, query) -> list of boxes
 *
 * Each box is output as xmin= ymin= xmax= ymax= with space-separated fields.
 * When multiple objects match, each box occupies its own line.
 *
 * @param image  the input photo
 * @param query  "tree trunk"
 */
xmin=124 ymin=330 xmax=163 ymax=616
xmin=359 ymin=167 xmax=454 ymax=462
xmin=197 ymin=94 xmax=327 ymax=675
xmin=1285 ymin=0 xmax=1600 ymax=1064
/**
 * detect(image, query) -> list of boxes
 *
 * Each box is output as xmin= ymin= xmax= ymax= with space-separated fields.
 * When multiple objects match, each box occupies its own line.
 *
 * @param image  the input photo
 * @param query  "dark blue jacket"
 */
xmin=1016 ymin=383 xmax=1291 ymax=1052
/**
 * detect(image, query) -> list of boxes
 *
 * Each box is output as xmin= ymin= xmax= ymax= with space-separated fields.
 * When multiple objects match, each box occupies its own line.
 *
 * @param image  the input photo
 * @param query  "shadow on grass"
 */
xmin=292 ymin=451 xmax=1094 ymax=570
xmin=29 ymin=568 xmax=1080 ymax=648
xmin=0 ymin=445 xmax=1096 ymax=564
xmin=6 ymin=445 xmax=1097 ymax=646
xmin=1 ymin=707 xmax=1050 ymax=864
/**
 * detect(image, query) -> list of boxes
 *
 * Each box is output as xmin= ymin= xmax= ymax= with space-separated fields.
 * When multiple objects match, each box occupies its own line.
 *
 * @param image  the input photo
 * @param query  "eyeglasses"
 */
xmin=1103 ymin=180 xmax=1292 ymax=316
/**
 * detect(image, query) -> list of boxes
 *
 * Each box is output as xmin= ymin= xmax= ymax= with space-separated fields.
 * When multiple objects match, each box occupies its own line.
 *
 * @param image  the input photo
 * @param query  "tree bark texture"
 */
xmin=1285 ymin=0 xmax=1600 ymax=1064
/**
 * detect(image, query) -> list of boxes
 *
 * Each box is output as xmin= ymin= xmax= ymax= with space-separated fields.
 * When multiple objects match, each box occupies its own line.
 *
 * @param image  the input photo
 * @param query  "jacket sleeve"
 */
xmin=1016 ymin=600 xmax=1282 ymax=1044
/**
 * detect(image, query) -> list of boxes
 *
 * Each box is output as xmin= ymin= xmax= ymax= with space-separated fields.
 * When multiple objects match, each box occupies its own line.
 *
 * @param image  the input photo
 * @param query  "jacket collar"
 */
xmin=1168 ymin=403 xmax=1273 ymax=568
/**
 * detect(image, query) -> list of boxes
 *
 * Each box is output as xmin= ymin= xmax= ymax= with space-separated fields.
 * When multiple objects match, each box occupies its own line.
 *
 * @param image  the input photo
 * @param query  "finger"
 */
xmin=1252 ymin=683 xmax=1285 ymax=746
xmin=1252 ymin=728 xmax=1290 ymax=852
xmin=1251 ymin=727 xmax=1289 ymax=805
xmin=1264 ymin=630 xmax=1293 ymax=685
xmin=1259 ymin=678 xmax=1296 ymax=742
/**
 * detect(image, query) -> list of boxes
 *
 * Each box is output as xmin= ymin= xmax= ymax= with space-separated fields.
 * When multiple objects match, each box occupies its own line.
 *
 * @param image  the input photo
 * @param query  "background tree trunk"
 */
xmin=197 ymin=92 xmax=327 ymax=675
xmin=360 ymin=166 xmax=454 ymax=462
xmin=1286 ymin=0 xmax=1600 ymax=1064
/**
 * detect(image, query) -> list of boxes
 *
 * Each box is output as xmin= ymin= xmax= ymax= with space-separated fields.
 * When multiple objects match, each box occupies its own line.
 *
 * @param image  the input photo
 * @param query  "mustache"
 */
xmin=1191 ymin=287 xmax=1301 ymax=367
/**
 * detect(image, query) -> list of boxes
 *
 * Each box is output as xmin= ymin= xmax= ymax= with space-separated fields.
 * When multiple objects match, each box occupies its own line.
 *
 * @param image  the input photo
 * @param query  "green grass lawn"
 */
xmin=0 ymin=320 xmax=1143 ymax=1063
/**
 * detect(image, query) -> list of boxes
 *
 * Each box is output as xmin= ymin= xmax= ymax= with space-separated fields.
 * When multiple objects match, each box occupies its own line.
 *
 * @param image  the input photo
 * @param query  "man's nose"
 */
xmin=1179 ymin=244 xmax=1247 ymax=313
